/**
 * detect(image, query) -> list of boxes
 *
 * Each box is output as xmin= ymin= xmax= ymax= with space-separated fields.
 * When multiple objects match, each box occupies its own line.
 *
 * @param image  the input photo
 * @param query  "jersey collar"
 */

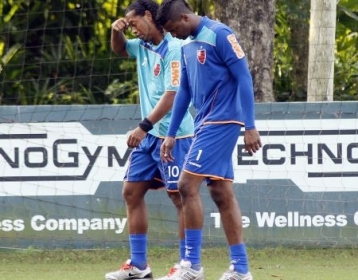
xmin=191 ymin=16 xmax=207 ymax=38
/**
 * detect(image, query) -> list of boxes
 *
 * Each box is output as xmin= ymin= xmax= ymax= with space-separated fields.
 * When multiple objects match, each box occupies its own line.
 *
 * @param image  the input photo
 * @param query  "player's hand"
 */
xmin=111 ymin=18 xmax=129 ymax=32
xmin=244 ymin=128 xmax=262 ymax=156
xmin=127 ymin=127 xmax=146 ymax=148
xmin=160 ymin=137 xmax=176 ymax=162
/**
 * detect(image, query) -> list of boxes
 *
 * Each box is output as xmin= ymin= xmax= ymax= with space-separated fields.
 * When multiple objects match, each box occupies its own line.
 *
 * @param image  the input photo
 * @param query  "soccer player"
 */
xmin=105 ymin=1 xmax=194 ymax=280
xmin=157 ymin=1 xmax=262 ymax=280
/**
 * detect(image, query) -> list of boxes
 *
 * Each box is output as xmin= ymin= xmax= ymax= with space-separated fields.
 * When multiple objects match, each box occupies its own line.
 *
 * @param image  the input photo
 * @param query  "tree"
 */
xmin=307 ymin=0 xmax=337 ymax=101
xmin=214 ymin=0 xmax=276 ymax=102
xmin=1 ymin=0 xmax=357 ymax=105
xmin=277 ymin=0 xmax=310 ymax=101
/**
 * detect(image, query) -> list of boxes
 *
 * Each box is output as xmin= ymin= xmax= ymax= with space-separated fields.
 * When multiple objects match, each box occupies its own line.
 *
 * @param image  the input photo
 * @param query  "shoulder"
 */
xmin=206 ymin=19 xmax=232 ymax=35
xmin=126 ymin=38 xmax=142 ymax=48
xmin=208 ymin=21 xmax=236 ymax=46
xmin=163 ymin=34 xmax=183 ymax=60
xmin=165 ymin=33 xmax=182 ymax=50
xmin=195 ymin=18 xmax=233 ymax=46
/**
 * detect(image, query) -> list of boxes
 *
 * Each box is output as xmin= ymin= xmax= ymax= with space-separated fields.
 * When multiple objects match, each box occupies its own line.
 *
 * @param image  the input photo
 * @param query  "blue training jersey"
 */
xmin=126 ymin=33 xmax=194 ymax=138
xmin=167 ymin=17 xmax=256 ymax=136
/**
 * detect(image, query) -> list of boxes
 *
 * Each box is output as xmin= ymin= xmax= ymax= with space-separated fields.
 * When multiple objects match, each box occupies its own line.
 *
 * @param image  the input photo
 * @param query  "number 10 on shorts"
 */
xmin=168 ymin=165 xmax=180 ymax=178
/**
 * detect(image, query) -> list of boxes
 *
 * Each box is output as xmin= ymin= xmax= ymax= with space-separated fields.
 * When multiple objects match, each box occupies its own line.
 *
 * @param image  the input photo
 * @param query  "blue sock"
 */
xmin=185 ymin=229 xmax=202 ymax=270
xmin=130 ymin=234 xmax=147 ymax=270
xmin=230 ymin=243 xmax=249 ymax=274
xmin=180 ymin=239 xmax=185 ymax=261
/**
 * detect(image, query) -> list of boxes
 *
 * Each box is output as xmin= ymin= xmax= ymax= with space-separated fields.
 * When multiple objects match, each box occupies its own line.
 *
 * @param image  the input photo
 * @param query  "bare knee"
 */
xmin=168 ymin=191 xmax=182 ymax=210
xmin=209 ymin=187 xmax=225 ymax=207
xmin=208 ymin=182 xmax=235 ymax=209
xmin=122 ymin=187 xmax=136 ymax=205
xmin=122 ymin=182 xmax=147 ymax=205
xmin=178 ymin=175 xmax=198 ymax=198
xmin=178 ymin=178 xmax=190 ymax=197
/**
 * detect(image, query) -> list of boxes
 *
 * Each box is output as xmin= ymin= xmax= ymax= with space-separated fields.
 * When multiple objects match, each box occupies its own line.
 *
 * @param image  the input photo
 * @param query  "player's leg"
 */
xmin=175 ymin=171 xmax=205 ymax=280
xmin=167 ymin=190 xmax=185 ymax=248
xmin=155 ymin=137 xmax=191 ymax=280
xmin=154 ymin=189 xmax=185 ymax=280
xmin=153 ymin=191 xmax=185 ymax=280
xmin=123 ymin=181 xmax=151 ymax=268
xmin=169 ymin=134 xmax=210 ymax=280
xmin=106 ymin=137 xmax=158 ymax=280
xmin=106 ymin=180 xmax=154 ymax=280
xmin=208 ymin=180 xmax=244 ymax=244
xmin=206 ymin=124 xmax=252 ymax=280
xmin=208 ymin=180 xmax=252 ymax=280
xmin=165 ymin=137 xmax=192 ymax=256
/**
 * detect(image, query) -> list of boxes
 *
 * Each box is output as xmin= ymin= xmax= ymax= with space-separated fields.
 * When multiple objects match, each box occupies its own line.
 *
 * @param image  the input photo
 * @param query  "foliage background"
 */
xmin=0 ymin=0 xmax=357 ymax=105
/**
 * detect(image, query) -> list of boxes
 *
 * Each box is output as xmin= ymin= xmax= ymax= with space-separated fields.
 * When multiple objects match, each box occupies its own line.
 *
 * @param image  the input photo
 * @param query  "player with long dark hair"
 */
xmin=105 ymin=1 xmax=194 ymax=279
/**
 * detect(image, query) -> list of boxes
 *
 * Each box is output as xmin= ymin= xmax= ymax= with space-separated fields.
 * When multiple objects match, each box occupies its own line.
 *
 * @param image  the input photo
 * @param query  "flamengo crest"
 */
xmin=153 ymin=63 xmax=161 ymax=76
xmin=197 ymin=49 xmax=206 ymax=64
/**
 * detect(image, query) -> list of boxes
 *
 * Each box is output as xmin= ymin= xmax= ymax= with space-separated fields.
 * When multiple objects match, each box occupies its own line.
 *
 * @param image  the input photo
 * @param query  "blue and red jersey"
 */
xmin=168 ymin=17 xmax=256 ymax=136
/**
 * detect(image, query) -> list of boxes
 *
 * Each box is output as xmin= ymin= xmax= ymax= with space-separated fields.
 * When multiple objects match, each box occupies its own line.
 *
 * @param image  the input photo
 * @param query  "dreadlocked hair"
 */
xmin=126 ymin=0 xmax=163 ymax=33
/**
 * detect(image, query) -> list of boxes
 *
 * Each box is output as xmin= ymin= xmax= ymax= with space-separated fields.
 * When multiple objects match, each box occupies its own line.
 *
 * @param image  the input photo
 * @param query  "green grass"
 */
xmin=1 ymin=247 xmax=358 ymax=279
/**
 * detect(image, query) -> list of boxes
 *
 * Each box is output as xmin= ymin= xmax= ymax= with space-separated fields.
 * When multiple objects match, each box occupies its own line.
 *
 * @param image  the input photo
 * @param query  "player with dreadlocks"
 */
xmin=105 ymin=1 xmax=194 ymax=279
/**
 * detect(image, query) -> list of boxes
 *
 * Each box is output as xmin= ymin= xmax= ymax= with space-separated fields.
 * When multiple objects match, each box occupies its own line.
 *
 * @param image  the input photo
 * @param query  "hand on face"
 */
xmin=123 ymin=10 xmax=153 ymax=42
xmin=111 ymin=18 xmax=129 ymax=32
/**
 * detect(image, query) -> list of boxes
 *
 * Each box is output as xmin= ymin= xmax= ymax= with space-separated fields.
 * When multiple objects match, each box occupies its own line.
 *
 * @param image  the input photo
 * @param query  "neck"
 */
xmin=151 ymin=29 xmax=164 ymax=45
xmin=190 ymin=14 xmax=203 ymax=36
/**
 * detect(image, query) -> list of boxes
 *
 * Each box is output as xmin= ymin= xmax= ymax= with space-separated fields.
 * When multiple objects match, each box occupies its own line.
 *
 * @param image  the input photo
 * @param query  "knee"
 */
xmin=209 ymin=186 xmax=229 ymax=207
xmin=210 ymin=190 xmax=224 ymax=206
xmin=177 ymin=173 xmax=202 ymax=199
xmin=122 ymin=186 xmax=142 ymax=205
xmin=178 ymin=178 xmax=191 ymax=197
xmin=168 ymin=192 xmax=183 ymax=210
xmin=122 ymin=187 xmax=133 ymax=203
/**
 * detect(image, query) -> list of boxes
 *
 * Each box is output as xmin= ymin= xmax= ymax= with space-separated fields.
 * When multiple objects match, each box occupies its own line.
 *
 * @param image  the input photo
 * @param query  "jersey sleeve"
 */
xmin=216 ymin=28 xmax=256 ymax=130
xmin=125 ymin=39 xmax=141 ymax=58
xmin=163 ymin=45 xmax=182 ymax=92
xmin=167 ymin=53 xmax=191 ymax=137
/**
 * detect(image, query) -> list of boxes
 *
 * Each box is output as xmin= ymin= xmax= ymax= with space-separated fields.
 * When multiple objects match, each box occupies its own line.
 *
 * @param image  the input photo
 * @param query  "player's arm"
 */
xmin=216 ymin=29 xmax=255 ymax=129
xmin=128 ymin=47 xmax=182 ymax=149
xmin=161 ymin=66 xmax=191 ymax=162
xmin=216 ymin=29 xmax=261 ymax=154
xmin=167 ymin=63 xmax=191 ymax=137
xmin=161 ymin=50 xmax=191 ymax=160
xmin=146 ymin=46 xmax=182 ymax=127
xmin=231 ymin=59 xmax=256 ymax=130
xmin=146 ymin=91 xmax=176 ymax=125
xmin=128 ymin=90 xmax=175 ymax=148
xmin=111 ymin=18 xmax=129 ymax=57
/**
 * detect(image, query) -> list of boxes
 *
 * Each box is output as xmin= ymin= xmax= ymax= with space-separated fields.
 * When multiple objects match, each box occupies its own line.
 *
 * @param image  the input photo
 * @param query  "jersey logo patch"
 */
xmin=197 ymin=49 xmax=206 ymax=64
xmin=153 ymin=63 xmax=161 ymax=77
xmin=171 ymin=61 xmax=180 ymax=86
xmin=142 ymin=57 xmax=147 ymax=66
xmin=227 ymin=34 xmax=245 ymax=59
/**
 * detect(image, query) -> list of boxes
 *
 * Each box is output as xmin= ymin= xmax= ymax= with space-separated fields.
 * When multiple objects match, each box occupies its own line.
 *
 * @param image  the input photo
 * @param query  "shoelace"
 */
xmin=119 ymin=263 xmax=133 ymax=270
xmin=167 ymin=266 xmax=178 ymax=276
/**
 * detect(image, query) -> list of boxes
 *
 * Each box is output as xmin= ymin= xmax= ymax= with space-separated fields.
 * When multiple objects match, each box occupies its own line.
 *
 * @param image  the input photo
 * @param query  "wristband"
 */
xmin=138 ymin=118 xmax=153 ymax=132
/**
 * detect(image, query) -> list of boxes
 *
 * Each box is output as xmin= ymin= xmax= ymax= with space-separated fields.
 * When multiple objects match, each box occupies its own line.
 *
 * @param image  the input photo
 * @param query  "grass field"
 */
xmin=1 ymin=247 xmax=358 ymax=280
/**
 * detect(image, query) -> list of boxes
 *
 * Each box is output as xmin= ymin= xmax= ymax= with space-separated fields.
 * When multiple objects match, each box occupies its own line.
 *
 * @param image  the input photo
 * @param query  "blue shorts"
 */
xmin=183 ymin=123 xmax=241 ymax=182
xmin=124 ymin=134 xmax=192 ymax=191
